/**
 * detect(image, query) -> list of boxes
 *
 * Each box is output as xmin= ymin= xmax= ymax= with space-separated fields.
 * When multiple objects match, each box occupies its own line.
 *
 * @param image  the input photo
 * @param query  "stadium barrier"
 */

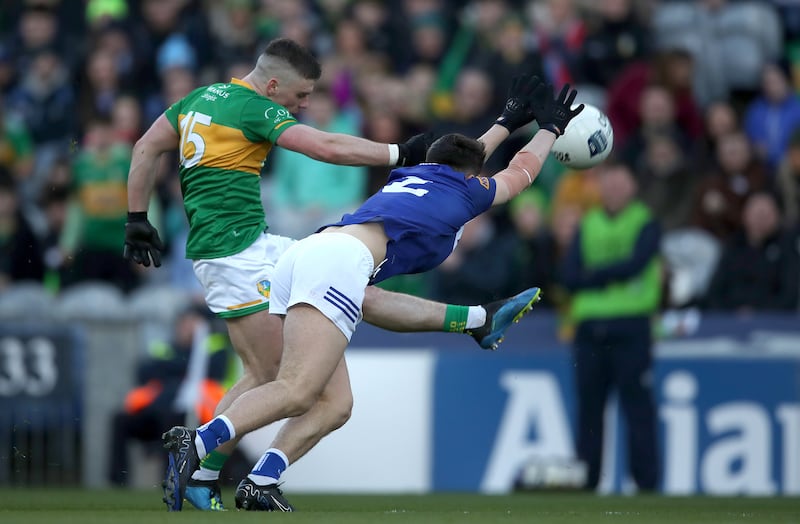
xmin=0 ymin=324 xmax=85 ymax=485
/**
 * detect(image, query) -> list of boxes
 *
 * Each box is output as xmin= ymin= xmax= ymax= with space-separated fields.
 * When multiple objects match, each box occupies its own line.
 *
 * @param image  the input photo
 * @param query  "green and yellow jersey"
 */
xmin=164 ymin=78 xmax=299 ymax=259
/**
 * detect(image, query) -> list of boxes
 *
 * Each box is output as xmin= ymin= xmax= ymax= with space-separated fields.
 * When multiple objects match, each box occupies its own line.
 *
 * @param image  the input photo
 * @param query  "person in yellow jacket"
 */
xmin=559 ymin=161 xmax=662 ymax=492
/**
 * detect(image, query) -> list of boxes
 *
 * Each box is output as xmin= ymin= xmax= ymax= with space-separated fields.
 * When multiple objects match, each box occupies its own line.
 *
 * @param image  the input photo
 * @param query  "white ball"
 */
xmin=550 ymin=104 xmax=614 ymax=169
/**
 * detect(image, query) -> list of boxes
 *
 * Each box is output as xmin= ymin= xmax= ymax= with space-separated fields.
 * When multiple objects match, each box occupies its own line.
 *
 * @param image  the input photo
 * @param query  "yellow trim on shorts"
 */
xmin=217 ymin=300 xmax=269 ymax=319
xmin=226 ymin=299 xmax=263 ymax=310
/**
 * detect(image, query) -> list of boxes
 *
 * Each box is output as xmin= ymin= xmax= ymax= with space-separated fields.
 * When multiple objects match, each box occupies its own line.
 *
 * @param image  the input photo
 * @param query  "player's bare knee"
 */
xmin=283 ymin=386 xmax=322 ymax=417
xmin=326 ymin=395 xmax=353 ymax=432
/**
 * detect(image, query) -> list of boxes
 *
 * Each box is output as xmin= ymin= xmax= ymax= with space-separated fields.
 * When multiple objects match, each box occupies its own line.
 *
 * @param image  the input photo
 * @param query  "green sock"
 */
xmin=192 ymin=450 xmax=229 ymax=481
xmin=443 ymin=304 xmax=469 ymax=332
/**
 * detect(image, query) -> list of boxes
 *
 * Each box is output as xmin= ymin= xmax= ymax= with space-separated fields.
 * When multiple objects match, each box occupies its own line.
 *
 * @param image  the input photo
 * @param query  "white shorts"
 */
xmin=269 ymin=233 xmax=374 ymax=341
xmin=193 ymin=232 xmax=296 ymax=318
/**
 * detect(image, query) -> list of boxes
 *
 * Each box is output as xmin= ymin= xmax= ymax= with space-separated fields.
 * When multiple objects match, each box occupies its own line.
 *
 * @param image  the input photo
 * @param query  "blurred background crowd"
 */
xmin=2 ymin=0 xmax=800 ymax=331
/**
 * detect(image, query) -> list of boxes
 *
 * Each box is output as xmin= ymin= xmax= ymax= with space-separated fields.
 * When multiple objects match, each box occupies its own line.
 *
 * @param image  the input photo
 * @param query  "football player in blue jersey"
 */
xmin=163 ymin=78 xmax=583 ymax=511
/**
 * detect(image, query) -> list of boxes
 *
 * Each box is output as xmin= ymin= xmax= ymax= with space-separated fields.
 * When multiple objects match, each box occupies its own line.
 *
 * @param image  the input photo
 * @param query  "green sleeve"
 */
xmin=164 ymin=99 xmax=181 ymax=132
xmin=240 ymin=97 xmax=298 ymax=143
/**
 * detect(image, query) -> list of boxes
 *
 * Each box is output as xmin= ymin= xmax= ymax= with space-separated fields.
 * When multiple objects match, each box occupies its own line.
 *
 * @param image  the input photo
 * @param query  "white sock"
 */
xmin=465 ymin=305 xmax=487 ymax=329
xmin=192 ymin=468 xmax=219 ymax=482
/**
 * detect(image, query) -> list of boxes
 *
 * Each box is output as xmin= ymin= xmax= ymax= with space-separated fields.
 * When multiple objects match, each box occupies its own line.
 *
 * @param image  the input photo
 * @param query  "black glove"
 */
xmin=396 ymin=131 xmax=435 ymax=167
xmin=494 ymin=74 xmax=542 ymax=134
xmin=532 ymin=83 xmax=584 ymax=137
xmin=123 ymin=212 xmax=164 ymax=268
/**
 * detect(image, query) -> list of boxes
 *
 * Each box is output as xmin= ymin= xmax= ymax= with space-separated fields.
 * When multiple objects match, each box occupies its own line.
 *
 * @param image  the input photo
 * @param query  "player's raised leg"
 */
xmin=466 ymin=287 xmax=542 ymax=350
xmin=365 ymin=285 xmax=542 ymax=350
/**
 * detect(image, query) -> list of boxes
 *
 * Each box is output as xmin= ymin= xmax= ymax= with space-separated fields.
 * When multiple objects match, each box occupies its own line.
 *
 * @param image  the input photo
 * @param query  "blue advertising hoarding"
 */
xmin=352 ymin=312 xmax=800 ymax=495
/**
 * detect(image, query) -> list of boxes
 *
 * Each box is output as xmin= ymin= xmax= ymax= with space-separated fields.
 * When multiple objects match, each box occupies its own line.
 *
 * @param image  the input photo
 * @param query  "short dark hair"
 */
xmin=425 ymin=133 xmax=485 ymax=174
xmin=264 ymin=38 xmax=322 ymax=80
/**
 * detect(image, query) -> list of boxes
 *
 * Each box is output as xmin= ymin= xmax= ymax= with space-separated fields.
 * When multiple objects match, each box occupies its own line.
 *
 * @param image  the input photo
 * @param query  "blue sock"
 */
xmin=195 ymin=416 xmax=234 ymax=458
xmin=248 ymin=448 xmax=289 ymax=486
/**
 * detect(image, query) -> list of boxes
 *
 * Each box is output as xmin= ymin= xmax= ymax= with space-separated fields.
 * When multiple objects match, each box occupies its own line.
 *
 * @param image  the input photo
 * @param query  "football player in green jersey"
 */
xmin=124 ymin=38 xmax=542 ymax=511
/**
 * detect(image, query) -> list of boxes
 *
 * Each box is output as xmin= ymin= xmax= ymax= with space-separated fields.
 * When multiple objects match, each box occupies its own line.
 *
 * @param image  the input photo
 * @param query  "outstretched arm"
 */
xmin=492 ymin=129 xmax=557 ymax=205
xmin=275 ymin=124 xmax=431 ymax=167
xmin=492 ymin=83 xmax=584 ymax=206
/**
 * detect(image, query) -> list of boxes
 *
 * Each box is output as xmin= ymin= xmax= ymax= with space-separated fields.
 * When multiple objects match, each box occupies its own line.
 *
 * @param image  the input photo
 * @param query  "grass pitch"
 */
xmin=0 ymin=488 xmax=797 ymax=524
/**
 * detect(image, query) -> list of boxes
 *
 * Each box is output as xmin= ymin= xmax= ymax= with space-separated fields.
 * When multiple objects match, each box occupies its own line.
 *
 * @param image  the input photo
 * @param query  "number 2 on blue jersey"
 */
xmin=382 ymin=176 xmax=431 ymax=197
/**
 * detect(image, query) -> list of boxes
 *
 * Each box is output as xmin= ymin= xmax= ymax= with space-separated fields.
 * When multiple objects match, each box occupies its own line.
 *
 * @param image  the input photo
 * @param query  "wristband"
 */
xmin=128 ymin=211 xmax=148 ymax=222
xmin=387 ymin=143 xmax=399 ymax=166
xmin=539 ymin=123 xmax=562 ymax=137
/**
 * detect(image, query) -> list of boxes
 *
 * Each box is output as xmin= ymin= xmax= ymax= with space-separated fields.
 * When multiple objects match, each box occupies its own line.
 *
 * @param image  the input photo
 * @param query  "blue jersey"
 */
xmin=325 ymin=163 xmax=496 ymax=283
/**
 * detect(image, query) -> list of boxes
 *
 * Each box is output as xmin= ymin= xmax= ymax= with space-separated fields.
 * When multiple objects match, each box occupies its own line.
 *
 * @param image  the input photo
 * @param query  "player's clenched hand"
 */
xmin=532 ymin=83 xmax=584 ymax=137
xmin=494 ymin=74 xmax=542 ymax=134
xmin=123 ymin=212 xmax=164 ymax=267
xmin=397 ymin=131 xmax=435 ymax=167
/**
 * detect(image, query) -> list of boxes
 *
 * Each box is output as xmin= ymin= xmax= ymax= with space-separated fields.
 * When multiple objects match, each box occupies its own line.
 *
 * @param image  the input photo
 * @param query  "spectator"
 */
xmin=427 ymin=0 xmax=505 ymax=115
xmin=652 ymin=0 xmax=783 ymax=107
xmin=8 ymin=4 xmax=64 ymax=74
xmin=775 ymin=128 xmax=800 ymax=228
xmin=692 ymin=131 xmax=769 ymax=242
xmin=549 ymin=165 xmax=601 ymax=218
xmin=697 ymin=99 xmax=740 ymax=172
xmin=560 ymin=161 xmax=662 ymax=492
xmin=0 ymin=94 xmax=34 ymax=182
xmin=77 ymin=47 xmax=124 ymax=134
xmin=9 ymin=47 xmax=76 ymax=146
xmin=60 ymin=117 xmax=146 ymax=292
xmin=704 ymin=191 xmax=800 ymax=312
xmin=108 ymin=304 xmax=233 ymax=487
xmin=507 ymin=188 xmax=557 ymax=308
xmin=549 ymin=201 xmax=584 ymax=342
xmin=320 ymin=17 xmax=388 ymax=109
xmin=142 ymin=65 xmax=197 ymax=127
xmin=473 ymin=12 xmax=545 ymax=116
xmin=527 ymin=0 xmax=586 ymax=87
xmin=347 ymin=0 xmax=395 ymax=61
xmin=430 ymin=68 xmax=499 ymax=170
xmin=0 ymin=167 xmax=44 ymax=289
xmin=577 ymin=0 xmax=651 ymax=89
xmin=743 ymin=60 xmax=800 ymax=174
xmin=606 ymin=48 xmax=703 ymax=151
xmin=205 ymin=0 xmax=260 ymax=66
xmin=635 ymin=130 xmax=698 ymax=232
xmin=37 ymin=180 xmax=70 ymax=293
xmin=110 ymin=94 xmax=143 ymax=146
xmin=620 ymin=83 xmax=693 ymax=171
xmin=7 ymin=48 xmax=75 ymax=204
xmin=86 ymin=21 xmax=138 ymax=86
xmin=0 ymin=44 xmax=16 ymax=95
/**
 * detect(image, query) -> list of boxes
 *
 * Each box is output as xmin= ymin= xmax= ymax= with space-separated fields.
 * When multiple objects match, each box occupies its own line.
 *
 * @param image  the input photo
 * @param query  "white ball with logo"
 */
xmin=550 ymin=104 xmax=614 ymax=169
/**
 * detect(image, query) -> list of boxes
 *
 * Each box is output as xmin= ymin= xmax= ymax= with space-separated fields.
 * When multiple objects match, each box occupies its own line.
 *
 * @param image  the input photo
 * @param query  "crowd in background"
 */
xmin=2 ymin=0 xmax=800 ymax=329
